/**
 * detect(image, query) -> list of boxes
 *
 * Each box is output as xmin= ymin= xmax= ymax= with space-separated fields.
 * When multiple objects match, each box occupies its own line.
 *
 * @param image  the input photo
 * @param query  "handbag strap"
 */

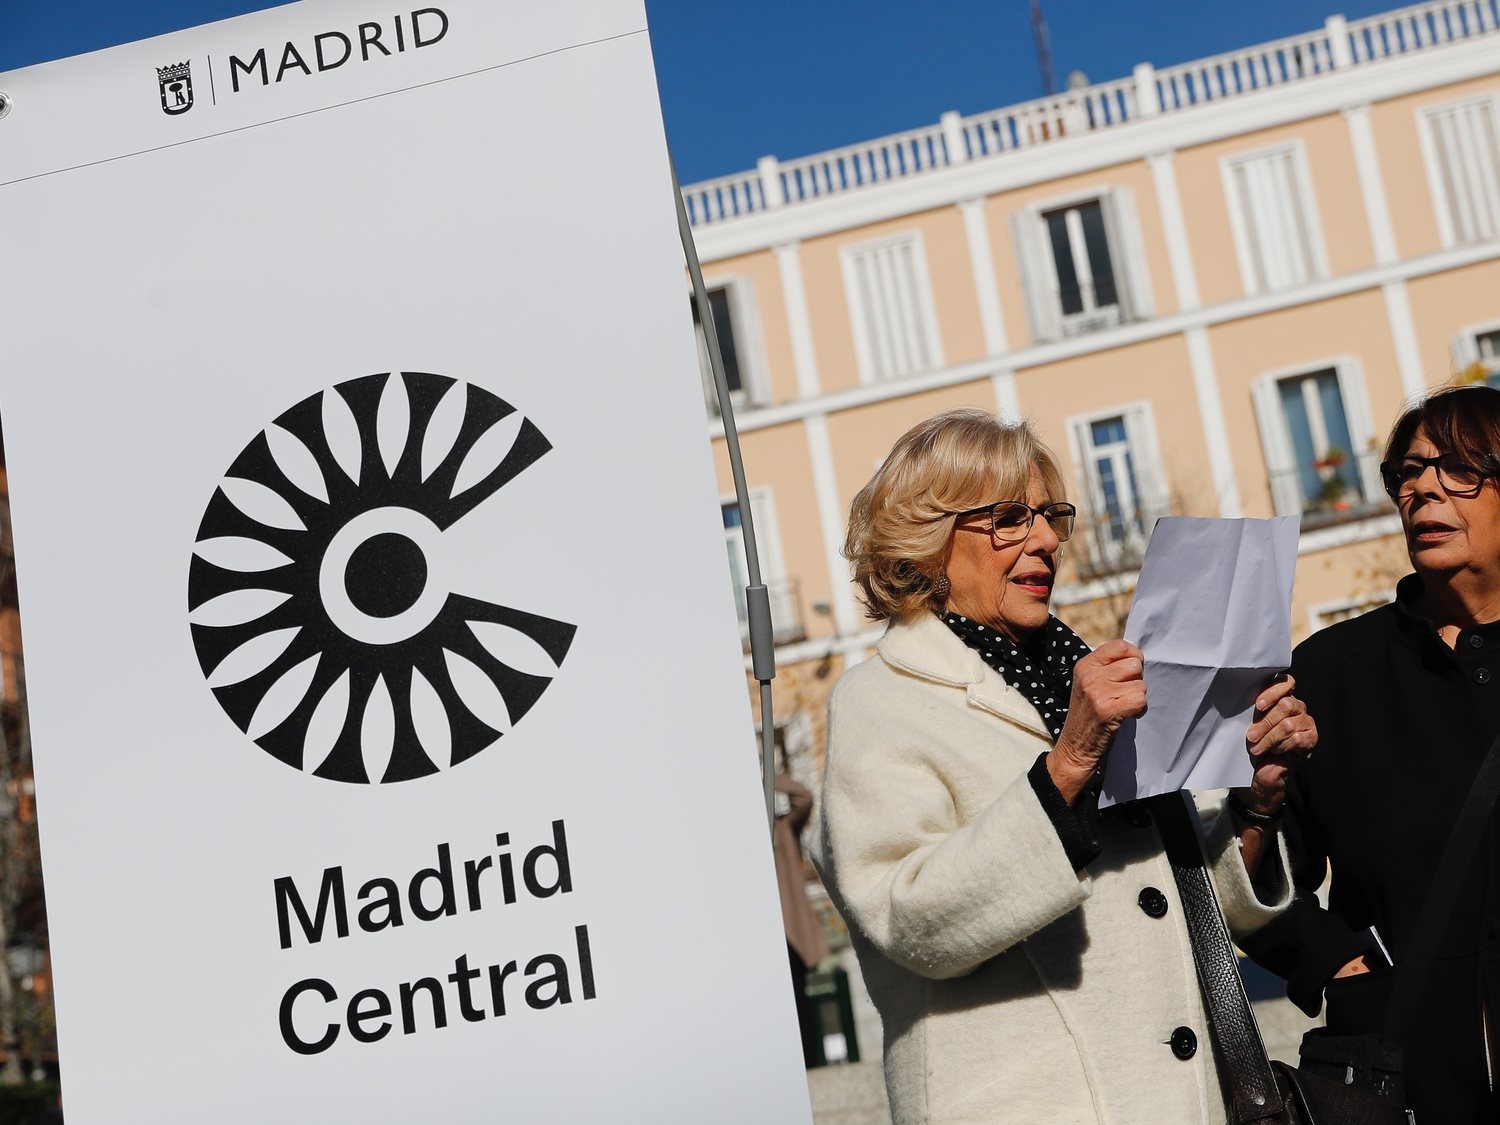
xmin=1383 ymin=729 xmax=1500 ymax=1038
xmin=1152 ymin=791 xmax=1285 ymax=1125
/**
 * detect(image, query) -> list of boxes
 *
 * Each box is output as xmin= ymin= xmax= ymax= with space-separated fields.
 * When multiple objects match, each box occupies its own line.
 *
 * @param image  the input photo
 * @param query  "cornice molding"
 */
xmin=708 ymin=239 xmax=1500 ymax=439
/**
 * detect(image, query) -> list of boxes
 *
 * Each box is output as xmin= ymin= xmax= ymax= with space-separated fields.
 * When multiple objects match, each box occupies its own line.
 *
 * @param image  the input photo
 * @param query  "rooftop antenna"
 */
xmin=1030 ymin=0 xmax=1058 ymax=96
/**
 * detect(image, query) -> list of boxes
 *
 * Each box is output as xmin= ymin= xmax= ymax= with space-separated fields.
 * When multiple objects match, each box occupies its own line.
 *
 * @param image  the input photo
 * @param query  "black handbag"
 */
xmin=1147 ymin=740 xmax=1500 ymax=1125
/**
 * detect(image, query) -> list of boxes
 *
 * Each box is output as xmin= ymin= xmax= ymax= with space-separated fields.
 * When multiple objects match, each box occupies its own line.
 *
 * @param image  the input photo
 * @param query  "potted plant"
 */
xmin=1319 ymin=473 xmax=1352 ymax=511
xmin=1313 ymin=446 xmax=1347 ymax=472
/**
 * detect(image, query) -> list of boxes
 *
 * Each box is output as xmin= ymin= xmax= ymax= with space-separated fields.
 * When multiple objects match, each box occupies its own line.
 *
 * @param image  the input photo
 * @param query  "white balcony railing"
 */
xmin=681 ymin=0 xmax=1500 ymax=226
xmin=1153 ymin=25 xmax=1340 ymax=110
xmin=731 ymin=577 xmax=806 ymax=650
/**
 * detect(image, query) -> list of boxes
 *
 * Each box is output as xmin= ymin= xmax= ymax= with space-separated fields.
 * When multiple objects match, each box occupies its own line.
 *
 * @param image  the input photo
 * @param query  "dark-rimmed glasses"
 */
xmin=950 ymin=501 xmax=1076 ymax=543
xmin=1378 ymin=453 xmax=1489 ymax=500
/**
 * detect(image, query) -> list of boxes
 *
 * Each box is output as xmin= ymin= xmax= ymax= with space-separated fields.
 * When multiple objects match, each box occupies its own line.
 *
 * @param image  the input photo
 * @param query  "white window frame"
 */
xmin=1220 ymin=141 xmax=1330 ymax=297
xmin=839 ymin=231 xmax=945 ymax=385
xmin=1451 ymin=317 xmax=1500 ymax=381
xmin=1011 ymin=184 xmax=1154 ymax=344
xmin=1307 ymin=591 xmax=1395 ymax=633
xmin=692 ymin=275 xmax=769 ymax=413
xmin=1064 ymin=402 xmax=1168 ymax=568
xmin=1416 ymin=93 xmax=1500 ymax=249
xmin=1250 ymin=357 xmax=1381 ymax=518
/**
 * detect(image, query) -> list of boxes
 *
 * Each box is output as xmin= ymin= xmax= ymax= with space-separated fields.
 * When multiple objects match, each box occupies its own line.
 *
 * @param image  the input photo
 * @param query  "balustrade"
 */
xmin=681 ymin=0 xmax=1500 ymax=226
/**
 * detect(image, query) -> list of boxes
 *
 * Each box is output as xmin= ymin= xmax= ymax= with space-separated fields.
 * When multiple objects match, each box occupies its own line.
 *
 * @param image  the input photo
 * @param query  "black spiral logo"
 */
xmin=188 ymin=371 xmax=576 ymax=784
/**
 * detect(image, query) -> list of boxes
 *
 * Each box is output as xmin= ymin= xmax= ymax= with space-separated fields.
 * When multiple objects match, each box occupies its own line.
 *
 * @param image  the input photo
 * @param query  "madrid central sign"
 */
xmin=0 ymin=2 xmax=811 ymax=1121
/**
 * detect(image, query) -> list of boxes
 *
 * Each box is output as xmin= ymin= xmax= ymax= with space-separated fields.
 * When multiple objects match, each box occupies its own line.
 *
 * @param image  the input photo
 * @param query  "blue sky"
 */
xmin=0 ymin=0 xmax=1409 ymax=182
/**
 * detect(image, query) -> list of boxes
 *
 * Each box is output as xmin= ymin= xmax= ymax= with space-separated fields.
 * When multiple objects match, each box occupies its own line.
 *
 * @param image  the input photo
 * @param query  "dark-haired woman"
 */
xmin=1245 ymin=384 xmax=1500 ymax=1124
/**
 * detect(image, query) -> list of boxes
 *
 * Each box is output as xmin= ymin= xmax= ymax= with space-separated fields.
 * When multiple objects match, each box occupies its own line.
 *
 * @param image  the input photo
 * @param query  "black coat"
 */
xmin=1242 ymin=575 xmax=1500 ymax=1124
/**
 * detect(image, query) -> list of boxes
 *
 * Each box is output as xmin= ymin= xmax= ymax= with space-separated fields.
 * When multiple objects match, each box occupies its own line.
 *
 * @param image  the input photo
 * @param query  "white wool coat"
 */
xmin=812 ymin=614 xmax=1292 ymax=1125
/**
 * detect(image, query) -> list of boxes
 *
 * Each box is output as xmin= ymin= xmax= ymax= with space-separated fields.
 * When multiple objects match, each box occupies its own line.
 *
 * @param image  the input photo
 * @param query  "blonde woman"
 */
xmin=813 ymin=409 xmax=1316 ymax=1124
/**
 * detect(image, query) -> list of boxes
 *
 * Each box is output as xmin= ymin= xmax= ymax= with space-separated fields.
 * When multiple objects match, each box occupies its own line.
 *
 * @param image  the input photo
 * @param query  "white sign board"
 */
xmin=0 ymin=2 xmax=811 ymax=1120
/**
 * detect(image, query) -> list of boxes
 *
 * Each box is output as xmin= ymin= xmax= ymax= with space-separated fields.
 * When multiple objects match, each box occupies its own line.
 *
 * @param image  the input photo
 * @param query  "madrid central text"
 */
xmin=271 ymin=820 xmax=599 ymax=1055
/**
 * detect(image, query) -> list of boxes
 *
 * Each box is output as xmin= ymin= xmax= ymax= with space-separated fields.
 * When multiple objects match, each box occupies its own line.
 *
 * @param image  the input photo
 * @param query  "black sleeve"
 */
xmin=1027 ymin=752 xmax=1102 ymax=872
xmin=1238 ymin=713 xmax=1369 ymax=1015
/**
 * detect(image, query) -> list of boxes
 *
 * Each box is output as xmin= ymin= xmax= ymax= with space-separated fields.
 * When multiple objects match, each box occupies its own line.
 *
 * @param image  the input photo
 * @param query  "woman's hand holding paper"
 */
xmin=1242 ymin=674 xmax=1317 ymax=815
xmin=1049 ymin=640 xmax=1148 ymax=804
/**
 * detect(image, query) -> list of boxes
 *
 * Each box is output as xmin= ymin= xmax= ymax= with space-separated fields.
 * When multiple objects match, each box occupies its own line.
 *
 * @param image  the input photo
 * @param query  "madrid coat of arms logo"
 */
xmin=157 ymin=61 xmax=194 ymax=116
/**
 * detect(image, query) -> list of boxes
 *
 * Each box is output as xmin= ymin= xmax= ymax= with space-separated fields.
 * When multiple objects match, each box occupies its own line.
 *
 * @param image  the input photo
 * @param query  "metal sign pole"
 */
xmin=670 ymin=159 xmax=779 ymax=831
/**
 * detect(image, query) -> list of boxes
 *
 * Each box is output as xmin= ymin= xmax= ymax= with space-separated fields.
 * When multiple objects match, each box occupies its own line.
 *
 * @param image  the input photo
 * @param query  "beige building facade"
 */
xmin=692 ymin=2 xmax=1499 ymax=705
xmin=685 ymin=1 xmax=1500 ymax=1086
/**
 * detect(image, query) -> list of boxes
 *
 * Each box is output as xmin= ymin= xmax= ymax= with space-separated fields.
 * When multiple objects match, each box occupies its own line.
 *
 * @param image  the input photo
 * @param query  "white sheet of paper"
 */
xmin=1099 ymin=517 xmax=1300 ymax=807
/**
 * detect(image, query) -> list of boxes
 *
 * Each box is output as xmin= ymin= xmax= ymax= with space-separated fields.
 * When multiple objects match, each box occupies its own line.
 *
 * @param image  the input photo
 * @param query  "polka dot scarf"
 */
xmin=941 ymin=612 xmax=1090 ymax=741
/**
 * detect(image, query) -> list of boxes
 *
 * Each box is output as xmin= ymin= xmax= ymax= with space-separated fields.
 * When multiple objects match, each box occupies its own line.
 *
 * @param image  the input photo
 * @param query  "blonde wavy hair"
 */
xmin=845 ymin=409 xmax=1065 ymax=621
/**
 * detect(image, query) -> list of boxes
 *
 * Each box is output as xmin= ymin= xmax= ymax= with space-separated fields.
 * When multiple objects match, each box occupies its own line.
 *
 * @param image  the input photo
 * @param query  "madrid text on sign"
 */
xmin=274 ymin=820 xmax=575 ymax=948
xmin=229 ymin=8 xmax=450 ymax=91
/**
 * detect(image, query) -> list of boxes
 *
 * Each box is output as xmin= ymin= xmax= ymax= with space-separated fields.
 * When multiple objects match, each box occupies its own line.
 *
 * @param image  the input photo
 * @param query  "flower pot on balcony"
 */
xmin=1313 ymin=446 xmax=1348 ymax=472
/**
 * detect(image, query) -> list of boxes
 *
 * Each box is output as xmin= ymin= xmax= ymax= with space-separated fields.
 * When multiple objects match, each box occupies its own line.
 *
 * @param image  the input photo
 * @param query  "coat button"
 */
xmin=1471 ymin=634 xmax=1485 ymax=649
xmin=1477 ymin=667 xmax=1492 ymax=685
xmin=1170 ymin=1026 xmax=1197 ymax=1060
xmin=1138 ymin=887 xmax=1169 ymax=918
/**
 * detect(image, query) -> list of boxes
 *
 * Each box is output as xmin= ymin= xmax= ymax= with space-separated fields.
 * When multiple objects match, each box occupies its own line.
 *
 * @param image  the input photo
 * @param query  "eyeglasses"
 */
xmin=1378 ymin=453 xmax=1489 ymax=500
xmin=950 ymin=501 xmax=1076 ymax=543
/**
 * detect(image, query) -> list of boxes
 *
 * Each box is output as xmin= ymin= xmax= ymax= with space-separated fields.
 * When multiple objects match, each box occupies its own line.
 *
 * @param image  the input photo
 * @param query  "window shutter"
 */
xmin=1122 ymin=406 xmax=1165 ymax=519
xmin=1332 ymin=360 xmax=1382 ymax=501
xmin=1424 ymin=99 xmax=1500 ymax=245
xmin=1251 ymin=378 xmax=1302 ymax=517
xmin=1068 ymin=416 xmax=1114 ymax=567
xmin=1070 ymin=416 xmax=1104 ymax=514
xmin=747 ymin=489 xmax=782 ymax=579
xmin=1224 ymin=146 xmax=1323 ymax=293
xmin=693 ymin=299 xmax=720 ymax=415
xmin=1105 ymin=187 xmax=1155 ymax=322
xmin=723 ymin=281 xmax=767 ymax=407
xmin=1010 ymin=210 xmax=1061 ymax=344
xmin=841 ymin=236 xmax=941 ymax=382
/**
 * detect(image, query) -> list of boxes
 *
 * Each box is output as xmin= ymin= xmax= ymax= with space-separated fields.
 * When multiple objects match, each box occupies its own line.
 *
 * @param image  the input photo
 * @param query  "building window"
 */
xmin=1451 ymin=324 xmax=1500 ymax=388
xmin=721 ymin=492 xmax=804 ymax=647
xmin=1309 ymin=593 xmax=1394 ymax=632
xmin=1252 ymin=364 xmax=1381 ymax=526
xmin=691 ymin=280 xmax=764 ymax=414
xmin=1044 ymin=200 xmax=1120 ymax=332
xmin=841 ymin=233 xmax=944 ymax=383
xmin=1419 ymin=96 xmax=1500 ymax=247
xmin=1482 ymin=329 xmax=1500 ymax=368
xmin=1223 ymin=144 xmax=1327 ymax=295
xmin=1069 ymin=405 xmax=1165 ymax=571
xmin=1013 ymin=188 xmax=1153 ymax=343
xmin=1482 ymin=329 xmax=1500 ymax=388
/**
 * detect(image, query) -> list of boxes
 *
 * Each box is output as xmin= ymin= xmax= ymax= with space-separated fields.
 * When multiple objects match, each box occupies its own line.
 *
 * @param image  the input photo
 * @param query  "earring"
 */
xmin=933 ymin=574 xmax=950 ymax=600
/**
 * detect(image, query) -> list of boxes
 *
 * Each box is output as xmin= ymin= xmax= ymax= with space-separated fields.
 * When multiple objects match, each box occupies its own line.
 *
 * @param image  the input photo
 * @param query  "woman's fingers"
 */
xmin=1255 ymin=674 xmax=1296 ymax=713
xmin=1089 ymin=679 xmax=1148 ymax=725
xmin=1076 ymin=641 xmax=1145 ymax=687
xmin=1244 ymin=685 xmax=1316 ymax=810
xmin=1248 ymin=712 xmax=1315 ymax=754
xmin=1100 ymin=641 xmax=1144 ymax=679
xmin=1092 ymin=638 xmax=1142 ymax=664
xmin=1247 ymin=702 xmax=1317 ymax=759
xmin=1246 ymin=692 xmax=1306 ymax=744
xmin=1057 ymin=643 xmax=1148 ymax=764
